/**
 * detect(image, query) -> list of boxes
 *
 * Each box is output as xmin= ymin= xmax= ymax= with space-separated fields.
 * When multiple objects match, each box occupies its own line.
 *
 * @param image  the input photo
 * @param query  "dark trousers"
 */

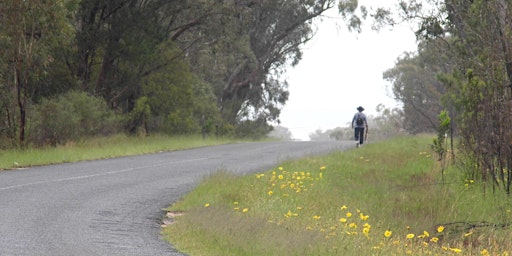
xmin=354 ymin=127 xmax=365 ymax=144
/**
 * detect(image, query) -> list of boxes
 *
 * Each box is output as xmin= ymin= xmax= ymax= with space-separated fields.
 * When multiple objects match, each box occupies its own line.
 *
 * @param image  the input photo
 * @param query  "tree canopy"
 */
xmin=0 ymin=0 xmax=339 ymax=147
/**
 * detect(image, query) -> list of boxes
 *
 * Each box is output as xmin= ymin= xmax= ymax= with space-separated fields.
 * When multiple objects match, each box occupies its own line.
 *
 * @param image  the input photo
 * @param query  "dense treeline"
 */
xmin=0 ymin=0 xmax=337 ymax=148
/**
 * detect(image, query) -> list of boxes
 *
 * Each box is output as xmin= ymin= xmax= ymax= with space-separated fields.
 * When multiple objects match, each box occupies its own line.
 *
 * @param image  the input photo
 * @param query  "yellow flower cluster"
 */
xmin=259 ymin=165 xmax=325 ymax=197
xmin=223 ymin=164 xmax=509 ymax=255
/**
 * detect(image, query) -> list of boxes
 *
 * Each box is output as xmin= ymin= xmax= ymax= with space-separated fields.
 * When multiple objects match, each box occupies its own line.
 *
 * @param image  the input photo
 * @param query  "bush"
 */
xmin=29 ymin=91 xmax=120 ymax=146
xmin=235 ymin=118 xmax=272 ymax=139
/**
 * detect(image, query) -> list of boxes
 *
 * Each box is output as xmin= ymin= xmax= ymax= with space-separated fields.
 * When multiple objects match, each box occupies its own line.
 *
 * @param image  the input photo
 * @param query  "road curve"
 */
xmin=0 ymin=141 xmax=353 ymax=256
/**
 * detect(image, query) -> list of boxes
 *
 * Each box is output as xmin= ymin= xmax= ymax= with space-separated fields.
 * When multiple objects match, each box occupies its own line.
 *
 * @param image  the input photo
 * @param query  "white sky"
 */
xmin=279 ymin=1 xmax=418 ymax=141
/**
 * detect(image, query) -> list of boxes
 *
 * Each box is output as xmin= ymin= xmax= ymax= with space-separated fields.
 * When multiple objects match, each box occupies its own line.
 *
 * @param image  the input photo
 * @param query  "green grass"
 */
xmin=163 ymin=135 xmax=512 ymax=255
xmin=0 ymin=134 xmax=243 ymax=170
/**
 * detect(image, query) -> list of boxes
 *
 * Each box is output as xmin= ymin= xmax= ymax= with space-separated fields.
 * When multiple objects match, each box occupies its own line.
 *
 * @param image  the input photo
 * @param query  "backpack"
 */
xmin=356 ymin=114 xmax=364 ymax=126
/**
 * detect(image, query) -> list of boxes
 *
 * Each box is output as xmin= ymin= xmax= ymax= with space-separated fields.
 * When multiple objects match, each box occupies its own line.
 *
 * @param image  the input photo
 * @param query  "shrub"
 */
xmin=29 ymin=91 xmax=120 ymax=146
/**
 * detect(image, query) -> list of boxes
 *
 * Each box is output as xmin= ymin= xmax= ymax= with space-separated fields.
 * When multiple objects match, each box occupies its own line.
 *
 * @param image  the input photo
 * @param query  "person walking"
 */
xmin=352 ymin=106 xmax=368 ymax=147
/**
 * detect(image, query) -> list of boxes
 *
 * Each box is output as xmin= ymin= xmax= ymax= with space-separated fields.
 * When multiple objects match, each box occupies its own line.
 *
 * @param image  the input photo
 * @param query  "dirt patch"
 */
xmin=161 ymin=211 xmax=183 ymax=228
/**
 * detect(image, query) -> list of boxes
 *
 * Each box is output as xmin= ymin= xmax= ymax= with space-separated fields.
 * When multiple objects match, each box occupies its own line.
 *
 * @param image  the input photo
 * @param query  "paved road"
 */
xmin=0 ymin=141 xmax=353 ymax=256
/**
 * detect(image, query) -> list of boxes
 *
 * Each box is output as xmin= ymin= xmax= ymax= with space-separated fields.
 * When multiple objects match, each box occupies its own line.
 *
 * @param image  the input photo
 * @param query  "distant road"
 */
xmin=0 ymin=141 xmax=352 ymax=256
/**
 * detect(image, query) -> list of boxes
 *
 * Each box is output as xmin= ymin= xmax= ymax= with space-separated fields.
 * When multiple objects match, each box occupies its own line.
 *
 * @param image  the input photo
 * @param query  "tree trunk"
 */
xmin=496 ymin=0 xmax=512 ymax=84
xmin=15 ymin=63 xmax=26 ymax=145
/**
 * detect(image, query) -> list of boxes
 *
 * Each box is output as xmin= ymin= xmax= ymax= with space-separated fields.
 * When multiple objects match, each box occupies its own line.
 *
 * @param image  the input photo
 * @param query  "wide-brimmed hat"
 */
xmin=357 ymin=106 xmax=364 ymax=111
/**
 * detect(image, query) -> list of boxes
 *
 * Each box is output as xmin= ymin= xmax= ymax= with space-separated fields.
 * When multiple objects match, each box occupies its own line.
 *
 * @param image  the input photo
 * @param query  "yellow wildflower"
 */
xmin=320 ymin=166 xmax=326 ymax=170
xmin=449 ymin=248 xmax=462 ymax=253
xmin=363 ymin=227 xmax=370 ymax=237
xmin=268 ymin=190 xmax=273 ymax=195
xmin=480 ymin=249 xmax=489 ymax=256
xmin=418 ymin=230 xmax=430 ymax=238
xmin=384 ymin=230 xmax=392 ymax=238
xmin=437 ymin=225 xmax=445 ymax=233
xmin=406 ymin=233 xmax=415 ymax=239
xmin=339 ymin=218 xmax=347 ymax=223
xmin=242 ymin=208 xmax=249 ymax=213
xmin=313 ymin=215 xmax=321 ymax=219
xmin=340 ymin=205 xmax=348 ymax=210
xmin=204 ymin=203 xmax=210 ymax=208
xmin=346 ymin=212 xmax=352 ymax=218
xmin=430 ymin=237 xmax=439 ymax=243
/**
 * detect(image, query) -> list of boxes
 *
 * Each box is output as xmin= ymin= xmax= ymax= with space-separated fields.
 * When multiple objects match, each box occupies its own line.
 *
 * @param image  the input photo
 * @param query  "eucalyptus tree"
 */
xmin=0 ymin=0 xmax=72 ymax=145
xmin=178 ymin=1 xmax=337 ymax=135
xmin=384 ymin=39 xmax=455 ymax=134
xmin=71 ymin=0 xmax=218 ymax=134
xmin=374 ymin=0 xmax=512 ymax=193
xmin=443 ymin=0 xmax=512 ymax=193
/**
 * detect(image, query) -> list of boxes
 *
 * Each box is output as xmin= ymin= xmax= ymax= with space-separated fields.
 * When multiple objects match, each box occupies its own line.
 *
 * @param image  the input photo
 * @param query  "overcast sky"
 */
xmin=279 ymin=2 xmax=418 ymax=141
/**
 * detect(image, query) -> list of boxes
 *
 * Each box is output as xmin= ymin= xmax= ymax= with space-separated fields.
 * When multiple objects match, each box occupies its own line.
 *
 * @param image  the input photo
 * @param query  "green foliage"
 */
xmin=431 ymin=110 xmax=451 ymax=181
xmin=0 ymin=0 xmax=339 ymax=147
xmin=187 ymin=0 xmax=332 ymax=126
xmin=139 ymin=46 xmax=217 ymax=135
xmin=0 ymin=0 xmax=74 ymax=144
xmin=216 ymin=123 xmax=235 ymax=138
xmin=127 ymin=96 xmax=151 ymax=136
xmin=383 ymin=44 xmax=449 ymax=134
xmin=431 ymin=110 xmax=450 ymax=161
xmin=338 ymin=0 xmax=366 ymax=32
xmin=381 ymin=0 xmax=512 ymax=193
xmin=0 ymin=87 xmax=17 ymax=148
xmin=234 ymin=119 xmax=273 ymax=140
xmin=30 ymin=91 xmax=119 ymax=146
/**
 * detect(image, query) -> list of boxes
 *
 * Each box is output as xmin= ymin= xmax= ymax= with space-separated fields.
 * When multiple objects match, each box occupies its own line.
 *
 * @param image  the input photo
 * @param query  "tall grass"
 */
xmin=0 ymin=134 xmax=240 ymax=170
xmin=163 ymin=135 xmax=512 ymax=255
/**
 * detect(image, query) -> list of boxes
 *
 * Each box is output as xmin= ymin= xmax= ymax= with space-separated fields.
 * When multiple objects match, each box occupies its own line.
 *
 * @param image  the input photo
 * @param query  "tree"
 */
xmin=0 ymin=0 xmax=72 ymax=145
xmin=384 ymin=39 xmax=454 ymax=134
xmin=380 ymin=0 xmax=512 ymax=193
xmin=186 ymin=0 xmax=337 ymax=130
xmin=268 ymin=126 xmax=293 ymax=141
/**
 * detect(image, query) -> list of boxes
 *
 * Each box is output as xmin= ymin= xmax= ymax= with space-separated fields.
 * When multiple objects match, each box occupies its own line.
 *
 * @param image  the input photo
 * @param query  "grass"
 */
xmin=163 ymin=135 xmax=512 ymax=255
xmin=0 ymin=134 xmax=243 ymax=170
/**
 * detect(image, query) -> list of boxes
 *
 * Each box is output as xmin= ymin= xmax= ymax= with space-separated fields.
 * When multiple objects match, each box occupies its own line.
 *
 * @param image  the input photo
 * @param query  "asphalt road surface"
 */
xmin=0 ymin=141 xmax=353 ymax=256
